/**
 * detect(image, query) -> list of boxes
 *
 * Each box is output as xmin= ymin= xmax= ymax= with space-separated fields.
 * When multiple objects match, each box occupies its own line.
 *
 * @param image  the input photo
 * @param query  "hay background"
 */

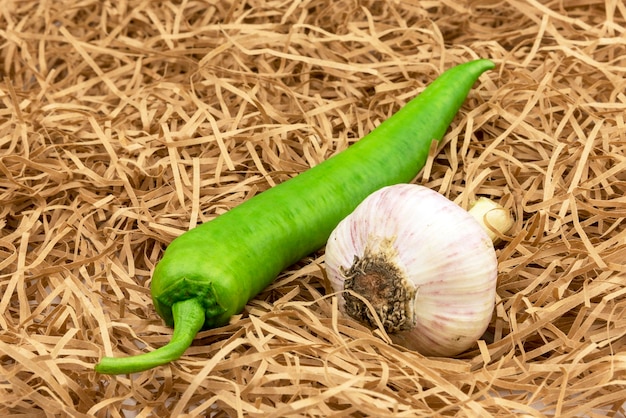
xmin=1 ymin=0 xmax=625 ymax=416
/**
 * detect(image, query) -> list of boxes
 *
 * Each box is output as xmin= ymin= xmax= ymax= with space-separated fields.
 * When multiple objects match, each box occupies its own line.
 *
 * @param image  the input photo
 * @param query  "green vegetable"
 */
xmin=95 ymin=59 xmax=495 ymax=374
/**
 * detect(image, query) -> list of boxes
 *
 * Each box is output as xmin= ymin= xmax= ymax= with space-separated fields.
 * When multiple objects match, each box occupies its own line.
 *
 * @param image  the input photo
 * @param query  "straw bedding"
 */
xmin=1 ymin=0 xmax=625 ymax=416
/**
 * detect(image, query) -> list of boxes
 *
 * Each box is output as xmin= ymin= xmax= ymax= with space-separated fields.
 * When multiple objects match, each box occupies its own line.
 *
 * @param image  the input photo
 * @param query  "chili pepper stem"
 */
xmin=94 ymin=297 xmax=205 ymax=375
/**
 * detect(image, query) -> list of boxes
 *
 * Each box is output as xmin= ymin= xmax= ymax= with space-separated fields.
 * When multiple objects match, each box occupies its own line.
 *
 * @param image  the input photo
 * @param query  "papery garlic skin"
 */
xmin=325 ymin=184 xmax=498 ymax=357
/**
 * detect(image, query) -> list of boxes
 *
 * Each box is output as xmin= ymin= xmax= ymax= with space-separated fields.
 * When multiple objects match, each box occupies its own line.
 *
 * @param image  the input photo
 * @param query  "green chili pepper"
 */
xmin=95 ymin=59 xmax=495 ymax=374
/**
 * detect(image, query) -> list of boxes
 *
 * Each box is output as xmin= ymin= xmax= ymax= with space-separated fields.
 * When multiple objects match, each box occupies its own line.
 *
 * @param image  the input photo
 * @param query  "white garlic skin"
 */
xmin=325 ymin=184 xmax=498 ymax=357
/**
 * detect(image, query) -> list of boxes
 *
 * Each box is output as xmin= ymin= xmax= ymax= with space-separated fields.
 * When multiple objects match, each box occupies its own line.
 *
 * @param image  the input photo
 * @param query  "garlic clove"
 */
xmin=468 ymin=197 xmax=515 ymax=242
xmin=325 ymin=184 xmax=508 ymax=357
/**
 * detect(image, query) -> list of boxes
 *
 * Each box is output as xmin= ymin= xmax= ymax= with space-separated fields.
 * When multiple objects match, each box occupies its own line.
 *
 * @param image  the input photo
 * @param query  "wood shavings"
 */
xmin=1 ymin=0 xmax=626 ymax=416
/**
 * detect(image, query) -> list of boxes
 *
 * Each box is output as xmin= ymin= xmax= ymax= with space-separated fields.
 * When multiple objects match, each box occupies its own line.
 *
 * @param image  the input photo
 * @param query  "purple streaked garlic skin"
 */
xmin=325 ymin=184 xmax=511 ymax=357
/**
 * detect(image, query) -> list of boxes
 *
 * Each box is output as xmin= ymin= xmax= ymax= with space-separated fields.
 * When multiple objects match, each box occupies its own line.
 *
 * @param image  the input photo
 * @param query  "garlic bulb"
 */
xmin=324 ymin=184 xmax=513 ymax=357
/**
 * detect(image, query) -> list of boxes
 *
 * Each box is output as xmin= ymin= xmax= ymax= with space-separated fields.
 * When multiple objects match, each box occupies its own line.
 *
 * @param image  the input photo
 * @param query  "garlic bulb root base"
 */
xmin=342 ymin=249 xmax=416 ymax=333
